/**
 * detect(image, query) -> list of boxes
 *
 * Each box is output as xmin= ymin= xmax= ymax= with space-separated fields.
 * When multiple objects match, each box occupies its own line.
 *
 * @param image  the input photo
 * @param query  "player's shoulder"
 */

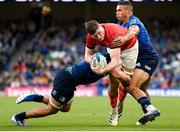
xmin=129 ymin=16 xmax=142 ymax=24
xmin=103 ymin=23 xmax=124 ymax=31
xmin=86 ymin=33 xmax=92 ymax=39
xmin=102 ymin=23 xmax=120 ymax=28
xmin=128 ymin=15 xmax=143 ymax=25
xmin=86 ymin=33 xmax=96 ymax=46
xmin=73 ymin=60 xmax=89 ymax=69
xmin=130 ymin=15 xmax=140 ymax=21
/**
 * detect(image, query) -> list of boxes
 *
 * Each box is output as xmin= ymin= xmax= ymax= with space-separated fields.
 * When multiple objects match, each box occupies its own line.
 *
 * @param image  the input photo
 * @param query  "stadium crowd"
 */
xmin=0 ymin=17 xmax=179 ymax=91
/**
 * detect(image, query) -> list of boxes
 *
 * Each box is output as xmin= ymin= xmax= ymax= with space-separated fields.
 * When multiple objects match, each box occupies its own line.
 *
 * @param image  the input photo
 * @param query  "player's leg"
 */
xmin=106 ymin=44 xmax=133 ymax=126
xmin=16 ymin=90 xmax=49 ymax=105
xmin=126 ymin=69 xmax=148 ymax=100
xmin=134 ymin=53 xmax=160 ymax=125
xmin=12 ymin=69 xmax=76 ymax=126
xmin=116 ymin=41 xmax=138 ymax=121
xmin=11 ymin=96 xmax=59 ymax=126
xmin=22 ymin=97 xmax=59 ymax=119
xmin=118 ymin=70 xmax=151 ymax=105
xmin=117 ymin=70 xmax=151 ymax=119
xmin=111 ymin=66 xmax=131 ymax=85
xmin=140 ymin=77 xmax=151 ymax=99
xmin=126 ymin=68 xmax=160 ymax=125
xmin=11 ymin=95 xmax=73 ymax=126
xmin=108 ymin=74 xmax=119 ymax=126
xmin=59 ymin=98 xmax=73 ymax=112
xmin=43 ymin=96 xmax=50 ymax=104
xmin=117 ymin=83 xmax=127 ymax=118
xmin=118 ymin=40 xmax=159 ymax=125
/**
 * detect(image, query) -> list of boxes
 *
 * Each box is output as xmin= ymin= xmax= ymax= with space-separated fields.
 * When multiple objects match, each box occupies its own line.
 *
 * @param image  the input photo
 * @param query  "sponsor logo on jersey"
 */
xmin=145 ymin=65 xmax=151 ymax=71
xmin=113 ymin=36 xmax=121 ymax=42
xmin=52 ymin=90 xmax=57 ymax=96
xmin=136 ymin=62 xmax=141 ymax=67
xmin=59 ymin=97 xmax=66 ymax=102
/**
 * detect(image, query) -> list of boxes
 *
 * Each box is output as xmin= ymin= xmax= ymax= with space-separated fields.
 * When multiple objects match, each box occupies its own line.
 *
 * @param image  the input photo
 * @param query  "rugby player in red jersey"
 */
xmin=84 ymin=20 xmax=160 ymax=126
xmin=84 ymin=20 xmax=139 ymax=125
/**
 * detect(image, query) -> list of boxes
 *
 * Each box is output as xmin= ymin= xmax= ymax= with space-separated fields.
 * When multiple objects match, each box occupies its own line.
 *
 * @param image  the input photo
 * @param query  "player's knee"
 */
xmin=108 ymin=84 xmax=118 ymax=95
xmin=121 ymin=76 xmax=131 ymax=86
xmin=60 ymin=107 xmax=71 ymax=112
xmin=126 ymin=86 xmax=138 ymax=94
xmin=51 ymin=110 xmax=58 ymax=115
xmin=60 ymin=104 xmax=72 ymax=112
xmin=108 ymin=89 xmax=117 ymax=96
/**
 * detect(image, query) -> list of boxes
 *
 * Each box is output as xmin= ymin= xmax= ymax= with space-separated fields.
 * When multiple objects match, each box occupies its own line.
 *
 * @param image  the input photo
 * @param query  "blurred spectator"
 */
xmin=0 ymin=17 xmax=180 ymax=90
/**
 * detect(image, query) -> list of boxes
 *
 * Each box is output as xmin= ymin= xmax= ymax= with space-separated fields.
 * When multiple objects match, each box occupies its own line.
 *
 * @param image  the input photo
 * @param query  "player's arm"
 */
xmin=112 ymin=25 xmax=139 ymax=46
xmin=100 ymin=48 xmax=121 ymax=74
xmin=84 ymin=47 xmax=96 ymax=63
xmin=123 ymin=25 xmax=139 ymax=42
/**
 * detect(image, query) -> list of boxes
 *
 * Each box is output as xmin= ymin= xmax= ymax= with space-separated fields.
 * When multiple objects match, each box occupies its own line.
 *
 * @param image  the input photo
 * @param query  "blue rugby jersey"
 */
xmin=70 ymin=52 xmax=111 ymax=85
xmin=117 ymin=15 xmax=158 ymax=57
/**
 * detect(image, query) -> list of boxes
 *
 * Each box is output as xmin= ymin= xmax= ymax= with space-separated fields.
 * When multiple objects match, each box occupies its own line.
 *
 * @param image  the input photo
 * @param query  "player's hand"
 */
xmin=90 ymin=64 xmax=105 ymax=75
xmin=112 ymin=36 xmax=126 ymax=47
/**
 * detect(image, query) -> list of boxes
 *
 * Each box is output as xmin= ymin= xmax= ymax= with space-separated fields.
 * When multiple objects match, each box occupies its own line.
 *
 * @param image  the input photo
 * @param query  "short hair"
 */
xmin=117 ymin=1 xmax=133 ymax=11
xmin=85 ymin=20 xmax=99 ymax=35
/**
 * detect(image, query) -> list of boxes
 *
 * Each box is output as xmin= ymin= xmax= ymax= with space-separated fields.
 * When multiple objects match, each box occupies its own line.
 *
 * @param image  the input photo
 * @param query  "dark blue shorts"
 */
xmin=136 ymin=54 xmax=159 ymax=76
xmin=51 ymin=69 xmax=76 ymax=104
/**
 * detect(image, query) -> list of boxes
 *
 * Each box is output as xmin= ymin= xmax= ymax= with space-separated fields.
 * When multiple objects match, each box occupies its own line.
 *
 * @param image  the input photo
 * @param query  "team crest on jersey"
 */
xmin=113 ymin=36 xmax=120 ymax=42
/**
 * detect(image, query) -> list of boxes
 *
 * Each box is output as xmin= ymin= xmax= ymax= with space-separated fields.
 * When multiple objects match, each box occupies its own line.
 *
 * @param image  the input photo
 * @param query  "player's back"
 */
xmin=71 ymin=52 xmax=111 ymax=85
xmin=103 ymin=23 xmax=128 ymax=37
xmin=118 ymin=15 xmax=157 ymax=56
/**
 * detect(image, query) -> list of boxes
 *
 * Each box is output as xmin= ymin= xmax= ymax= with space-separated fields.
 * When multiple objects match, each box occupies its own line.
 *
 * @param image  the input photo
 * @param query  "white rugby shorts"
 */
xmin=107 ymin=40 xmax=139 ymax=69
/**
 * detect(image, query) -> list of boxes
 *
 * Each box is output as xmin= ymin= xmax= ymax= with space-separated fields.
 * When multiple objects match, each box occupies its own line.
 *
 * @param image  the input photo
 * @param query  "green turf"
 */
xmin=0 ymin=96 xmax=180 ymax=131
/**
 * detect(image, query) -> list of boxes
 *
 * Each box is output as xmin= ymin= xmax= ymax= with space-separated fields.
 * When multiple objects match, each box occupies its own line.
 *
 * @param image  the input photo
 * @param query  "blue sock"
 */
xmin=16 ymin=112 xmax=27 ymax=120
xmin=138 ymin=97 xmax=151 ymax=113
xmin=33 ymin=95 xmax=44 ymax=102
xmin=24 ymin=94 xmax=44 ymax=102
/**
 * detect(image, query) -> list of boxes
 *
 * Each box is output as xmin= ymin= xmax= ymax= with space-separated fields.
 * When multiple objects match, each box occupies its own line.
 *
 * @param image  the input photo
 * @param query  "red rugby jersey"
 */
xmin=86 ymin=23 xmax=137 ymax=51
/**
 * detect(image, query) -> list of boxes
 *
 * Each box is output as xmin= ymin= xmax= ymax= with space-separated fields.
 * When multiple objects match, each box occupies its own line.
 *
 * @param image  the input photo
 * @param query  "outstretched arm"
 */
xmin=112 ymin=25 xmax=139 ymax=46
xmin=122 ymin=25 xmax=139 ymax=42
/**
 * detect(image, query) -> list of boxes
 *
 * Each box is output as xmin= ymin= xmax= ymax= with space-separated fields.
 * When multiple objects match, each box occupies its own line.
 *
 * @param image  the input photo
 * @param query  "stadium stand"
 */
xmin=0 ymin=17 xmax=180 ymax=92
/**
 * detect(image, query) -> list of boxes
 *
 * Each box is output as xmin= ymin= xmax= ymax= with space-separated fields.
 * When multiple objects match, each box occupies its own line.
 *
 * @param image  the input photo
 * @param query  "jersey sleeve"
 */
xmin=86 ymin=34 xmax=95 ymax=49
xmin=129 ymin=18 xmax=138 ymax=26
xmin=129 ymin=17 xmax=142 ymax=29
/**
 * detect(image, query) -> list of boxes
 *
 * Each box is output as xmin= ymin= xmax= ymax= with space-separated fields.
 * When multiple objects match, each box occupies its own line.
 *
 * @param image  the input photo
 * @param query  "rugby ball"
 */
xmin=91 ymin=53 xmax=107 ymax=68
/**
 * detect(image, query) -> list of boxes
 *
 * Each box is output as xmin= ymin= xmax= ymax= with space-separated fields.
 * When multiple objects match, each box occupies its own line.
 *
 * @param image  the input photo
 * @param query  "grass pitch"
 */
xmin=0 ymin=96 xmax=180 ymax=131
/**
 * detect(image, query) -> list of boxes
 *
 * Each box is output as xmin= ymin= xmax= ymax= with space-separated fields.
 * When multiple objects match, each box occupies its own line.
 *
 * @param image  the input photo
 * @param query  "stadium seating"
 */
xmin=0 ymin=18 xmax=179 ymax=91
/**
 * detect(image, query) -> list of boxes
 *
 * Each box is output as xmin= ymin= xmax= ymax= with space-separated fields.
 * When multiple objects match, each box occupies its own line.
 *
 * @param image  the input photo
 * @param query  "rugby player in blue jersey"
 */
xmin=108 ymin=1 xmax=160 ymax=126
xmin=11 ymin=52 xmax=111 ymax=126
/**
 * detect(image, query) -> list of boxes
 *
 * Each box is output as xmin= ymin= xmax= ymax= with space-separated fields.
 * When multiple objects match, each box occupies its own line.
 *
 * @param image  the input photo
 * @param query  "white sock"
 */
xmin=146 ymin=105 xmax=156 ymax=112
xmin=112 ymin=107 xmax=118 ymax=113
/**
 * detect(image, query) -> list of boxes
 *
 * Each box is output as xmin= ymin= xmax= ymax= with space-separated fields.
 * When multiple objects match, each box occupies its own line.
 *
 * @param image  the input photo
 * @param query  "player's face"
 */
xmin=116 ymin=5 xmax=129 ymax=22
xmin=92 ymin=25 xmax=105 ymax=41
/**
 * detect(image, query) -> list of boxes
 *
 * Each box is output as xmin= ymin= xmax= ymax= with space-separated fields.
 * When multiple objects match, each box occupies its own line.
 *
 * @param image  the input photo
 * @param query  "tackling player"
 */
xmin=11 ymin=52 xmax=111 ymax=126
xmin=108 ymin=1 xmax=160 ymax=125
